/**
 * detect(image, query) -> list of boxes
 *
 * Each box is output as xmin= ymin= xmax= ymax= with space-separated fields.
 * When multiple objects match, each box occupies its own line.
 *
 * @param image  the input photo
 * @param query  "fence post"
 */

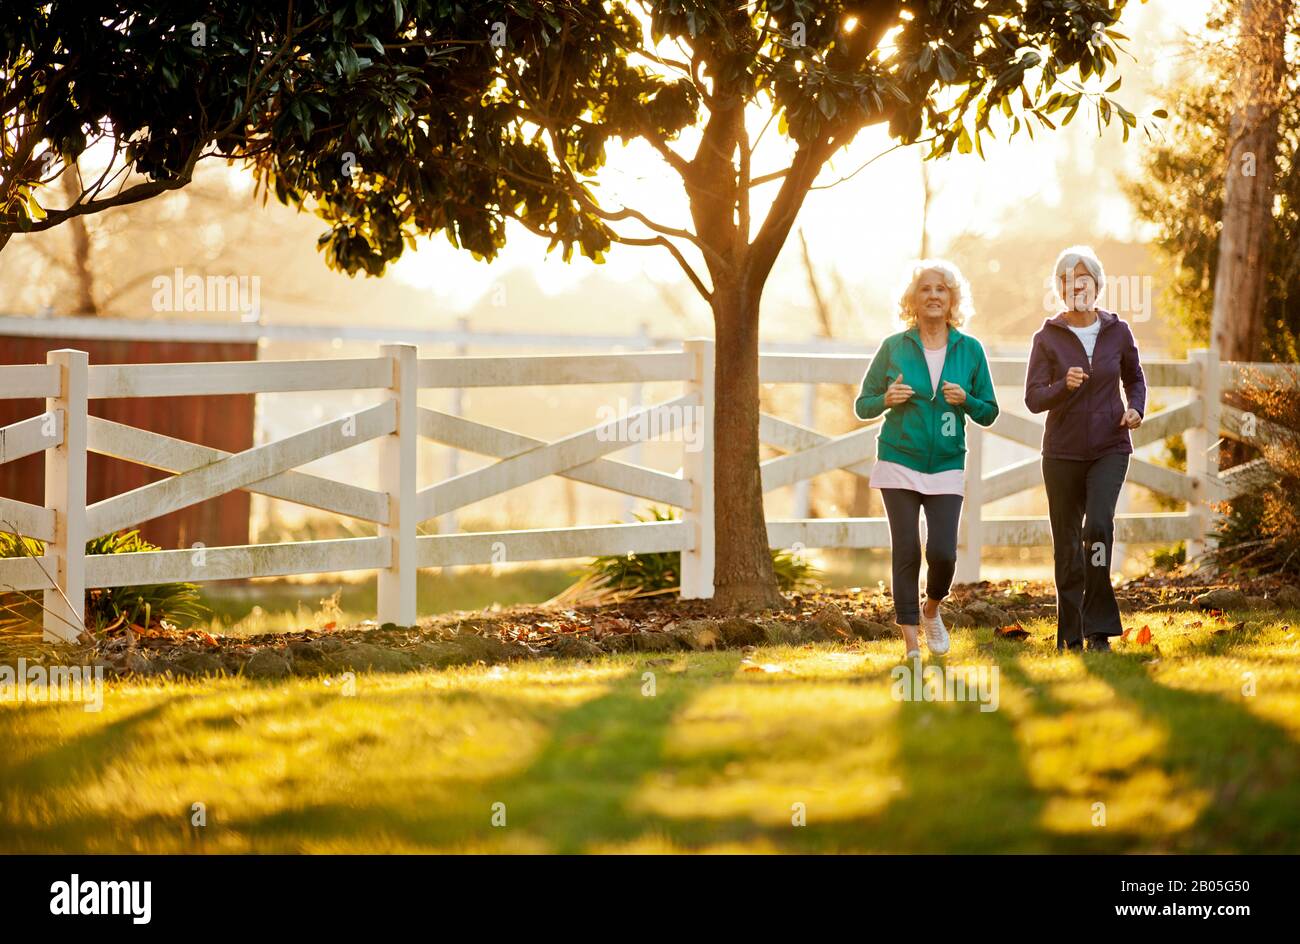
xmin=680 ymin=338 xmax=715 ymax=599
xmin=43 ymin=349 xmax=88 ymax=643
xmin=1185 ymin=348 xmax=1222 ymax=566
xmin=378 ymin=343 xmax=418 ymax=625
xmin=954 ymin=423 xmax=984 ymax=584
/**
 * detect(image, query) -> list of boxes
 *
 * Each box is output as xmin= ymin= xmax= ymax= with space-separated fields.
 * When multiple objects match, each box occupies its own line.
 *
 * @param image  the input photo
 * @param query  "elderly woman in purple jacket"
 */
xmin=1025 ymin=246 xmax=1146 ymax=652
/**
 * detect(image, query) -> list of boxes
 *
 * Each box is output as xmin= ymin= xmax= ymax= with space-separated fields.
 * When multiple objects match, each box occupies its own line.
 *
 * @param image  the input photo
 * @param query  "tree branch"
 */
xmin=1 ymin=148 xmax=204 ymax=236
xmin=508 ymin=209 xmax=713 ymax=300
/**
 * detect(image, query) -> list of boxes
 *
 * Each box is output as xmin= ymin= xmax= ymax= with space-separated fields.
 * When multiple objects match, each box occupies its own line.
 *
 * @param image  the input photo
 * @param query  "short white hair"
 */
xmin=1053 ymin=245 xmax=1106 ymax=302
xmin=895 ymin=259 xmax=974 ymax=328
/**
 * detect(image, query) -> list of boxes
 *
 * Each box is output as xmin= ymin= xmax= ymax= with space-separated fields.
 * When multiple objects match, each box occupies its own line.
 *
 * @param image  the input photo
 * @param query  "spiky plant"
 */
xmin=0 ymin=529 xmax=208 ymax=637
xmin=580 ymin=506 xmax=822 ymax=599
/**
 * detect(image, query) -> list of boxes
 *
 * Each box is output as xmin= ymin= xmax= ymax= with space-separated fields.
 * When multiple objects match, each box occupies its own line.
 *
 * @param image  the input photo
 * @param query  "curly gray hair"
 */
xmin=895 ymin=259 xmax=975 ymax=328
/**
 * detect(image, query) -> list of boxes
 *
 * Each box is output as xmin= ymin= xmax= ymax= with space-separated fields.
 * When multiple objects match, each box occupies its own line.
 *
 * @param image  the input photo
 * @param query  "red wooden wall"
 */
xmin=0 ymin=336 xmax=256 ymax=550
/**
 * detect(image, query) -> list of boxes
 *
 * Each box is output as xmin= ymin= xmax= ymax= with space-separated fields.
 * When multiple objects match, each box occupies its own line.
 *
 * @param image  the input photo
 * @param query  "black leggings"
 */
xmin=1042 ymin=452 xmax=1129 ymax=643
xmin=880 ymin=489 xmax=964 ymax=625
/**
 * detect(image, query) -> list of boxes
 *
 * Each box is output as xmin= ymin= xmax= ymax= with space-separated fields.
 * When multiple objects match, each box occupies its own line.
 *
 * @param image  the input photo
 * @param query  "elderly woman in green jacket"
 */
xmin=855 ymin=261 xmax=1000 ymax=658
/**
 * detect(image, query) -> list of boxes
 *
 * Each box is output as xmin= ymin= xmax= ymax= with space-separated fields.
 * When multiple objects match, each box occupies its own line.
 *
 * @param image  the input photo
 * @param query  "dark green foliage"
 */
xmin=1 ymin=0 xmax=456 ymax=251
xmin=4 ymin=1 xmax=1144 ymax=273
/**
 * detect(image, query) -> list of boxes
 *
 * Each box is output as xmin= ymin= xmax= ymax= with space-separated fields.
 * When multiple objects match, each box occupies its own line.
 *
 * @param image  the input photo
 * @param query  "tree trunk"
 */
xmin=710 ymin=275 xmax=784 ymax=610
xmin=1210 ymin=0 xmax=1288 ymax=364
xmin=60 ymin=167 xmax=98 ymax=315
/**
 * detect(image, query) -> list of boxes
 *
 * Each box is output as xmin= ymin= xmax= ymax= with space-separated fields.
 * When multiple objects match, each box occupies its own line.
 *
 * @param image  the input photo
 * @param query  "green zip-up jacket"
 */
xmin=854 ymin=326 xmax=999 ymax=474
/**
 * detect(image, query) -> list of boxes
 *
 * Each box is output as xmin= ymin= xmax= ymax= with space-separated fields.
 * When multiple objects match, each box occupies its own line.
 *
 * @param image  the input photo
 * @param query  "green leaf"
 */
xmin=25 ymin=190 xmax=46 ymax=221
xmin=936 ymin=47 xmax=956 ymax=83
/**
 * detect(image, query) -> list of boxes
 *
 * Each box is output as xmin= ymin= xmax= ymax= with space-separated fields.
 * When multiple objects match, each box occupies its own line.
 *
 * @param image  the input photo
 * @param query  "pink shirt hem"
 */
xmin=869 ymin=459 xmax=965 ymax=497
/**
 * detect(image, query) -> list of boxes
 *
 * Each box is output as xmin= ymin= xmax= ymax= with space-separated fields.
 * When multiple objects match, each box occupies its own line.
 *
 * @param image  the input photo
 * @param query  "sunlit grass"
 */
xmin=1 ymin=609 xmax=1297 ymax=853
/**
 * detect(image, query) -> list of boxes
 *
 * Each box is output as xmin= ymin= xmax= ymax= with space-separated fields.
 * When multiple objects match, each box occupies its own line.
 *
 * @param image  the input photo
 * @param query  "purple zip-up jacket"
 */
xmin=1024 ymin=308 xmax=1147 ymax=461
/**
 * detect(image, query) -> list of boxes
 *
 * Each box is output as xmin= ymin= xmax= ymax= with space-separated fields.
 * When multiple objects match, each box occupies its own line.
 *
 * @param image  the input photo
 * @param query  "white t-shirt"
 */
xmin=1067 ymin=316 xmax=1102 ymax=363
xmin=869 ymin=344 xmax=965 ymax=496
xmin=923 ymin=345 xmax=945 ymax=392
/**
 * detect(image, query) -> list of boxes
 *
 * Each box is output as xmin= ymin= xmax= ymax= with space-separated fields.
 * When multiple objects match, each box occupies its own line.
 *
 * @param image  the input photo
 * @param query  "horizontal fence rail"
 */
xmin=0 ymin=340 xmax=1290 ymax=642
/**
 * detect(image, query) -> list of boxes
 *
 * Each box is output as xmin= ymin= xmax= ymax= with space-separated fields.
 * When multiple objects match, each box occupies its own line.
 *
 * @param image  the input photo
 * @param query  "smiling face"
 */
xmin=914 ymin=269 xmax=952 ymax=324
xmin=1059 ymin=261 xmax=1099 ymax=312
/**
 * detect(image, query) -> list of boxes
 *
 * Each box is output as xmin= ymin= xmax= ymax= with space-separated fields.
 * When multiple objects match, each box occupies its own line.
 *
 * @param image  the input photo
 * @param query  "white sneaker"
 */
xmin=905 ymin=647 xmax=921 ymax=660
xmin=920 ymin=606 xmax=950 ymax=655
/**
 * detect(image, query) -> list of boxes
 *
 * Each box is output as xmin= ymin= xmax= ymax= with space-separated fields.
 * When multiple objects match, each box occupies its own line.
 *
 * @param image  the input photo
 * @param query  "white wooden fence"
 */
xmin=0 ymin=342 xmax=1281 ymax=642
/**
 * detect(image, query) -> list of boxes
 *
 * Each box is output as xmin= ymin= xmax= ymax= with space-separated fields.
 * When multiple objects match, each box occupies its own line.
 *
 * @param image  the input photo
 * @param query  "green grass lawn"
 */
xmin=2 ymin=609 xmax=1297 ymax=853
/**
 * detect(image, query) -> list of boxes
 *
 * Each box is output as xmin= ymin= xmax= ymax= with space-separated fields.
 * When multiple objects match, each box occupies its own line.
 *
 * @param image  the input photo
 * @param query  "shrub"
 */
xmin=0 ymin=529 xmax=208 ymax=637
xmin=583 ymin=506 xmax=822 ymax=596
xmin=1213 ymin=364 xmax=1300 ymax=575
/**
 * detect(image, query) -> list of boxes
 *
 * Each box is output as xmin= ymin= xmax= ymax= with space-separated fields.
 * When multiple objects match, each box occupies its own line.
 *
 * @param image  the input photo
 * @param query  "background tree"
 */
xmin=1127 ymin=0 xmax=1300 ymax=574
xmin=1210 ymin=0 xmax=1292 ymax=364
xmin=1128 ymin=0 xmax=1299 ymax=359
xmin=262 ymin=0 xmax=1150 ymax=607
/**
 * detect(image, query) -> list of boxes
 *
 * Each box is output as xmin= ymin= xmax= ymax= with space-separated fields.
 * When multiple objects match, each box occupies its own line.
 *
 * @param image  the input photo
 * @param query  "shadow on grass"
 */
xmin=225 ymin=655 xmax=727 ymax=851
xmin=0 ymin=686 xmax=362 ymax=852
xmin=14 ymin=639 xmax=1295 ymax=853
xmin=2 ymin=697 xmax=179 ymax=791
xmin=1078 ymin=650 xmax=1300 ymax=852
xmin=232 ymin=653 xmax=916 ymax=852
xmin=984 ymin=644 xmax=1166 ymax=852
xmin=0 ymin=650 xmax=1073 ymax=853
xmin=854 ymin=647 xmax=1048 ymax=853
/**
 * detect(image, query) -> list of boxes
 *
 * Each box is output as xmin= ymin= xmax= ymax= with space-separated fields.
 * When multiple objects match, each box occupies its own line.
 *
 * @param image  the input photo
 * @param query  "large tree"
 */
xmin=7 ymin=1 xmax=1149 ymax=607
xmin=273 ymin=0 xmax=1145 ymax=607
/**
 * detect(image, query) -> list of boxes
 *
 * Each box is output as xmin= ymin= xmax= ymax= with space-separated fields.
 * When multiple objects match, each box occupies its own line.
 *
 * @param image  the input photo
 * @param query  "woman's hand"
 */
xmin=1120 ymin=408 xmax=1142 ymax=429
xmin=883 ymin=375 xmax=914 ymax=407
xmin=1065 ymin=366 xmax=1089 ymax=390
xmin=941 ymin=381 xmax=967 ymax=406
